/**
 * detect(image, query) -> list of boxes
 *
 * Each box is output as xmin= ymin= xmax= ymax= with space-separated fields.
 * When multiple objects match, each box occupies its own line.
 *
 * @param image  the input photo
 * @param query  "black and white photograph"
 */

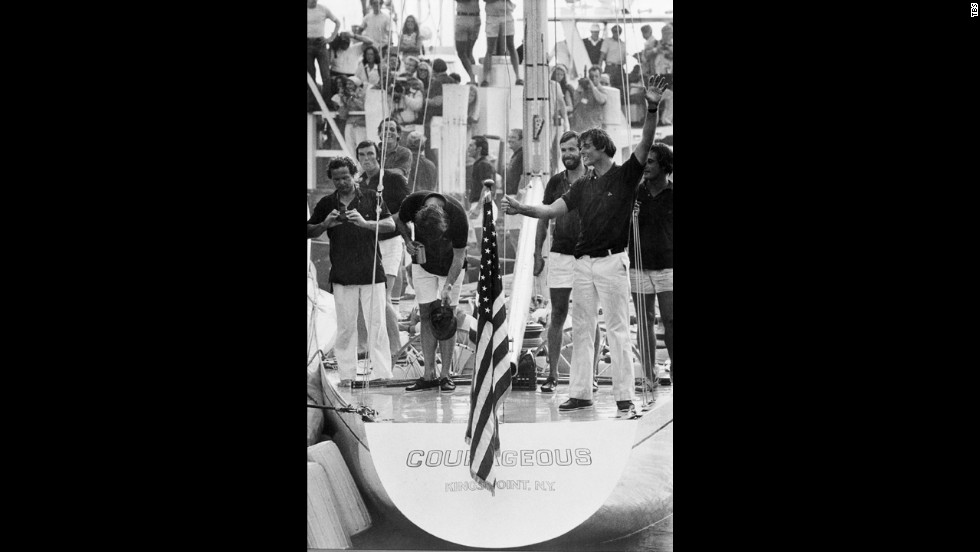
xmin=307 ymin=1 xmax=674 ymax=550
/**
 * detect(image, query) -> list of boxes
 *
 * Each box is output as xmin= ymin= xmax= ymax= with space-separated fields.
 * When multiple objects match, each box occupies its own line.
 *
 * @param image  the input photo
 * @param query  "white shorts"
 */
xmin=412 ymin=264 xmax=464 ymax=306
xmin=378 ymin=235 xmax=404 ymax=277
xmin=630 ymin=267 xmax=673 ymax=294
xmin=547 ymin=252 xmax=576 ymax=289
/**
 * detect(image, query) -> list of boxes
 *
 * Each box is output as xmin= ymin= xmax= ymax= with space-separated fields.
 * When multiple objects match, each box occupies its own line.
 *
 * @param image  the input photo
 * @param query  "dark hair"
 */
xmin=559 ymin=130 xmax=579 ymax=145
xmin=415 ymin=203 xmax=448 ymax=240
xmin=449 ymin=73 xmax=462 ymax=83
xmin=327 ymin=157 xmax=358 ymax=179
xmin=432 ymin=58 xmax=448 ymax=74
xmin=510 ymin=128 xmax=523 ymax=141
xmin=578 ymin=128 xmax=617 ymax=157
xmin=402 ymin=15 xmax=418 ymax=35
xmin=641 ymin=24 xmax=652 ymax=33
xmin=330 ymin=35 xmax=350 ymax=51
xmin=362 ymin=45 xmax=380 ymax=66
xmin=648 ymin=143 xmax=673 ymax=175
xmin=588 ymin=65 xmax=602 ymax=77
xmin=355 ymin=140 xmax=379 ymax=157
xmin=472 ymin=136 xmax=489 ymax=157
xmin=377 ymin=117 xmax=402 ymax=136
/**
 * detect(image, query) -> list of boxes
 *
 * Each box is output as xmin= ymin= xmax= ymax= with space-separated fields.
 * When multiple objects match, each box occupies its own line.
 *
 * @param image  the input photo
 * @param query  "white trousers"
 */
xmin=570 ymin=252 xmax=635 ymax=402
xmin=333 ymin=282 xmax=392 ymax=380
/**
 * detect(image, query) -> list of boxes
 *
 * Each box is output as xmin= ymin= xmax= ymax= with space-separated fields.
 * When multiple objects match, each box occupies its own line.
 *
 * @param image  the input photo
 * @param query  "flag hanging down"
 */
xmin=465 ymin=190 xmax=511 ymax=495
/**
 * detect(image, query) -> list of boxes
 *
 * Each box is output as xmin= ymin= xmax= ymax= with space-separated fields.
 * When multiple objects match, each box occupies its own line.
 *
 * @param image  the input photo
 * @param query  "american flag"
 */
xmin=465 ymin=190 xmax=511 ymax=495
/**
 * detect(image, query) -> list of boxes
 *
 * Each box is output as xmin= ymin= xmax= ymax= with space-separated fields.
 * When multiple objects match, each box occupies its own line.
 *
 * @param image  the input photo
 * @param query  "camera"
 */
xmin=392 ymin=82 xmax=405 ymax=95
xmin=579 ymin=77 xmax=591 ymax=88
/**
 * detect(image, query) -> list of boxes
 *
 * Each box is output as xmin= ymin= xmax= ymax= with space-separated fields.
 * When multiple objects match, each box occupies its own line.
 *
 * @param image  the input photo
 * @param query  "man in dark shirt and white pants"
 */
xmin=629 ymin=144 xmax=673 ymax=387
xmin=307 ymin=157 xmax=395 ymax=383
xmin=504 ymin=75 xmax=670 ymax=415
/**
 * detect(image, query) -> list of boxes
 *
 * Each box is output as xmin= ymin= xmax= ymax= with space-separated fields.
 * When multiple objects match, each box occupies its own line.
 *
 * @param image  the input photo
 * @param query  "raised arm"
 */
xmin=632 ymin=74 xmax=670 ymax=164
xmin=590 ymin=83 xmax=607 ymax=105
xmin=325 ymin=9 xmax=340 ymax=42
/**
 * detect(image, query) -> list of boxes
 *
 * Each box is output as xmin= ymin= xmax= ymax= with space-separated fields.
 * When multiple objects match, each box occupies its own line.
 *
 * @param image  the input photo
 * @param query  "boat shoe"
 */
xmin=540 ymin=377 xmax=557 ymax=393
xmin=439 ymin=377 xmax=456 ymax=392
xmin=617 ymin=400 xmax=636 ymax=416
xmin=405 ymin=377 xmax=440 ymax=392
xmin=558 ymin=398 xmax=594 ymax=412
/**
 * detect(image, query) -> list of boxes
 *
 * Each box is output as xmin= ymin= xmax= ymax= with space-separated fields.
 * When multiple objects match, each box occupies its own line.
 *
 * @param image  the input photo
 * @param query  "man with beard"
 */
xmin=356 ymin=140 xmax=411 ymax=365
xmin=533 ymin=131 xmax=601 ymax=393
xmin=307 ymin=157 xmax=394 ymax=384
xmin=503 ymin=75 xmax=670 ymax=416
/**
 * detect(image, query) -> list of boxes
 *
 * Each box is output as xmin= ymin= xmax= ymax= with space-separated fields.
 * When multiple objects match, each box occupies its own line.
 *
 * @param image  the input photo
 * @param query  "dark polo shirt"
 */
xmin=359 ymin=170 xmax=410 ymax=241
xmin=628 ymin=184 xmax=673 ymax=270
xmin=468 ymin=156 xmax=495 ymax=203
xmin=308 ymin=188 xmax=389 ymax=286
xmin=542 ymin=170 xmax=583 ymax=256
xmin=560 ymin=154 xmax=644 ymax=258
xmin=398 ymin=191 xmax=469 ymax=276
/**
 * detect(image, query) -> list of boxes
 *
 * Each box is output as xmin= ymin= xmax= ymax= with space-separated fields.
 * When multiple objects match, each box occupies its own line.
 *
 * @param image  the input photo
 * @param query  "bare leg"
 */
xmin=384 ymin=274 xmax=401 ymax=358
xmin=457 ymin=40 xmax=476 ymax=83
xmin=504 ymin=34 xmax=520 ymax=80
xmin=418 ymin=300 xmax=439 ymax=380
xmin=632 ymin=292 xmax=659 ymax=381
xmin=546 ymin=288 xmax=572 ymax=381
xmin=482 ymin=36 xmax=499 ymax=84
xmin=438 ymin=305 xmax=457 ymax=378
xmin=657 ymin=290 xmax=673 ymax=380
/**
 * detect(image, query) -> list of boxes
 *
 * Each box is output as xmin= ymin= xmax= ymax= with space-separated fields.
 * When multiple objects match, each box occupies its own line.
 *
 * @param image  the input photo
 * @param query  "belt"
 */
xmin=457 ymin=12 xmax=480 ymax=16
xmin=578 ymin=247 xmax=624 ymax=259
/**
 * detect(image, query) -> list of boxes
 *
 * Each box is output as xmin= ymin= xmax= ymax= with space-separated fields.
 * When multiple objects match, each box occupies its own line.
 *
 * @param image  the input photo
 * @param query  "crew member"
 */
xmin=503 ymin=75 xmax=670 ymax=416
xmin=307 ymin=157 xmax=394 ymax=384
xmin=394 ymin=192 xmax=471 ymax=392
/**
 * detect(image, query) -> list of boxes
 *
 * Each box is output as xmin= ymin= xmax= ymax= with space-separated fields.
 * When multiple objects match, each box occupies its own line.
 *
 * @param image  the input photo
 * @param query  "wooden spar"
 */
xmin=524 ymin=0 xmax=552 ymax=177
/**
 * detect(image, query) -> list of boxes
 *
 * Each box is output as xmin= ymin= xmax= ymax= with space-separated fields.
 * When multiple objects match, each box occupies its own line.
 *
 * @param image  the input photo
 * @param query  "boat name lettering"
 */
xmin=405 ymin=448 xmax=592 ymax=468
xmin=444 ymin=479 xmax=558 ymax=492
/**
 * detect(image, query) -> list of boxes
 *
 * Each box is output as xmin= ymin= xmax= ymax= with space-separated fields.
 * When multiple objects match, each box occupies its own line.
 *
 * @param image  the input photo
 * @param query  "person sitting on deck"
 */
xmin=307 ymin=157 xmax=394 ymax=385
xmin=394 ymin=191 xmax=471 ymax=392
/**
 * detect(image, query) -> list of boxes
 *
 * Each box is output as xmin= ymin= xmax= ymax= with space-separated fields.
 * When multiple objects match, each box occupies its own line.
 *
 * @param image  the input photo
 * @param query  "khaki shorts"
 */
xmin=485 ymin=14 xmax=514 ymax=38
xmin=378 ymin=235 xmax=404 ymax=277
xmin=630 ymin=267 xmax=673 ymax=294
xmin=547 ymin=252 xmax=576 ymax=289
xmin=412 ymin=264 xmax=464 ymax=306
xmin=455 ymin=15 xmax=481 ymax=42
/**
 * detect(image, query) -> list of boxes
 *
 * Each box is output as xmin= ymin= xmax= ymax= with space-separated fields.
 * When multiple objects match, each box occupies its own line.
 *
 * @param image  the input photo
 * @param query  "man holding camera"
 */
xmin=307 ymin=157 xmax=394 ymax=384
xmin=570 ymin=66 xmax=607 ymax=133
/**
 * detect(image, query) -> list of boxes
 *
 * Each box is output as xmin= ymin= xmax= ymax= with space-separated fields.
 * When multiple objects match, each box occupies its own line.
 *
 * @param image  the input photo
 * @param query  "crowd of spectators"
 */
xmin=309 ymin=2 xmax=673 ymax=193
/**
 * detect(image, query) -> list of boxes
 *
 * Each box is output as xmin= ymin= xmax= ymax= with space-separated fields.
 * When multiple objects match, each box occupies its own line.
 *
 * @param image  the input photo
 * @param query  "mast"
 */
xmin=523 ymin=0 xmax=551 ymax=177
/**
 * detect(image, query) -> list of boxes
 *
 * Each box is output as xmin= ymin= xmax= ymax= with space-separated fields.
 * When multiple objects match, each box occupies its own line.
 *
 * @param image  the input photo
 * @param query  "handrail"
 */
xmin=307 ymin=72 xmax=354 ymax=159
